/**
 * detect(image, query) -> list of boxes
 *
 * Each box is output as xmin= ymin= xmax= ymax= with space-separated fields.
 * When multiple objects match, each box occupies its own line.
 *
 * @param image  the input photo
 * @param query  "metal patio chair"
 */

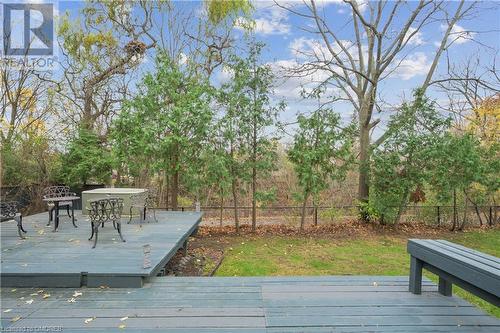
xmin=1 ymin=201 xmax=27 ymax=239
xmin=88 ymin=197 xmax=125 ymax=249
xmin=128 ymin=189 xmax=158 ymax=225
xmin=43 ymin=186 xmax=76 ymax=225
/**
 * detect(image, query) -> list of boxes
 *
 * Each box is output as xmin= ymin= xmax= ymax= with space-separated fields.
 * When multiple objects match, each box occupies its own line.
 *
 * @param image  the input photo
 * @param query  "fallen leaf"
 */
xmin=73 ymin=291 xmax=82 ymax=297
xmin=118 ymin=324 xmax=126 ymax=329
xmin=37 ymin=290 xmax=44 ymax=294
xmin=42 ymin=294 xmax=51 ymax=299
xmin=21 ymin=264 xmax=28 ymax=267
xmin=11 ymin=316 xmax=21 ymax=322
xmin=11 ymin=289 xmax=17 ymax=292
xmin=30 ymin=293 xmax=38 ymax=296
xmin=120 ymin=316 xmax=128 ymax=321
xmin=3 ymin=309 xmax=12 ymax=313
xmin=84 ymin=317 xmax=95 ymax=324
xmin=25 ymin=299 xmax=34 ymax=305
xmin=67 ymin=298 xmax=76 ymax=303
xmin=38 ymin=230 xmax=45 ymax=235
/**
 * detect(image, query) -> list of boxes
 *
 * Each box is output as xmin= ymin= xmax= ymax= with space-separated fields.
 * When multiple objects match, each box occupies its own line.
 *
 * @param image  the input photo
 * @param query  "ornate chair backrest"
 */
xmin=108 ymin=197 xmax=124 ymax=220
xmin=0 ymin=201 xmax=19 ymax=219
xmin=88 ymin=198 xmax=124 ymax=223
xmin=43 ymin=186 xmax=71 ymax=199
xmin=130 ymin=193 xmax=147 ymax=207
xmin=146 ymin=188 xmax=159 ymax=208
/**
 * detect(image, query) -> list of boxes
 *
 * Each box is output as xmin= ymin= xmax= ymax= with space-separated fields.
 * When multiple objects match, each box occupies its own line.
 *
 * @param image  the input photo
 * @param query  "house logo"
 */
xmin=1 ymin=2 xmax=57 ymax=70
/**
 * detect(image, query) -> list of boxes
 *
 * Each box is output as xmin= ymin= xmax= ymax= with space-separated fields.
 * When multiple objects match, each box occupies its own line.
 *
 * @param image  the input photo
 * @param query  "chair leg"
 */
xmin=92 ymin=225 xmax=99 ymax=249
xmin=47 ymin=208 xmax=53 ymax=226
xmin=19 ymin=215 xmax=27 ymax=233
xmin=152 ymin=208 xmax=157 ymax=223
xmin=128 ymin=207 xmax=133 ymax=224
xmin=66 ymin=205 xmax=72 ymax=218
xmin=89 ymin=222 xmax=95 ymax=240
xmin=71 ymin=205 xmax=77 ymax=228
xmin=16 ymin=217 xmax=26 ymax=239
xmin=117 ymin=222 xmax=126 ymax=242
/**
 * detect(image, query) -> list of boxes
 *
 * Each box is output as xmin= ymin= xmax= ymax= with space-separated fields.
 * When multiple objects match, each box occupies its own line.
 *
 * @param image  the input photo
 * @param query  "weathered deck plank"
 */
xmin=0 ymin=276 xmax=498 ymax=332
xmin=0 ymin=211 xmax=202 ymax=287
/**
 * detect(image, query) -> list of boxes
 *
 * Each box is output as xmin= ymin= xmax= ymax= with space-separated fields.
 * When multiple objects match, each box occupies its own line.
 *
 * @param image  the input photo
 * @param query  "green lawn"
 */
xmin=215 ymin=229 xmax=500 ymax=317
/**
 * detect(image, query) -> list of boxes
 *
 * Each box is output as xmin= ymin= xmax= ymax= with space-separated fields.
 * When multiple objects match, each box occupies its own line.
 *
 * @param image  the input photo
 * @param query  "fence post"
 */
xmin=437 ymin=206 xmax=440 ymax=226
xmin=489 ymin=206 xmax=493 ymax=226
xmin=314 ymin=207 xmax=318 ymax=226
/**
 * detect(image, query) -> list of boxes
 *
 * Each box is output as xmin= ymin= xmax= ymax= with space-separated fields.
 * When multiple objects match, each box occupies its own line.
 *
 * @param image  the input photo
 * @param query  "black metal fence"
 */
xmin=163 ymin=204 xmax=499 ymax=228
xmin=2 ymin=184 xmax=498 ymax=228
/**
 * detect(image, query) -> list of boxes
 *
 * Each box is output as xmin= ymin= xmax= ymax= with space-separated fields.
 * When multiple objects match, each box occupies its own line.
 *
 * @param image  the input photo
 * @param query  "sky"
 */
xmin=55 ymin=0 xmax=500 ymax=140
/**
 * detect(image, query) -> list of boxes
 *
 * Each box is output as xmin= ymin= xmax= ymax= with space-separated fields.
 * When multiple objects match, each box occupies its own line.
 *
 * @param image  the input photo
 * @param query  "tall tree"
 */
xmin=279 ymin=0 xmax=476 ymax=206
xmin=112 ymin=52 xmax=213 ymax=210
xmin=371 ymin=91 xmax=450 ymax=224
xmin=221 ymin=42 xmax=284 ymax=231
xmin=288 ymin=105 xmax=354 ymax=229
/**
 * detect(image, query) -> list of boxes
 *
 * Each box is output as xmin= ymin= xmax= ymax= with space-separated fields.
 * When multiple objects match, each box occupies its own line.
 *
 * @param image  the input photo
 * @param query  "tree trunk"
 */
xmin=451 ymin=189 xmax=457 ymax=231
xmin=170 ymin=147 xmax=179 ymax=211
xmin=300 ymin=190 xmax=310 ymax=230
xmin=394 ymin=188 xmax=409 ymax=225
xmin=165 ymin=173 xmax=169 ymax=210
xmin=459 ymin=193 xmax=467 ymax=231
xmin=219 ymin=188 xmax=224 ymax=227
xmin=171 ymin=169 xmax=178 ymax=211
xmin=232 ymin=178 xmax=239 ymax=233
xmin=251 ymin=164 xmax=256 ymax=232
xmin=358 ymin=120 xmax=370 ymax=204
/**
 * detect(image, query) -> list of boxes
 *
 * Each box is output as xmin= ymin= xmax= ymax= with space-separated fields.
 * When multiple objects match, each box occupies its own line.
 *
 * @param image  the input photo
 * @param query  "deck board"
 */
xmin=1 ymin=276 xmax=498 ymax=332
xmin=0 ymin=211 xmax=202 ymax=287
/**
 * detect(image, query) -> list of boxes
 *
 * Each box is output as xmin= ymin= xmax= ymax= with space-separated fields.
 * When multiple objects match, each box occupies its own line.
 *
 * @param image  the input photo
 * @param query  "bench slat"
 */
xmin=408 ymin=240 xmax=500 ymax=298
xmin=435 ymin=240 xmax=500 ymax=265
xmin=409 ymin=239 xmax=500 ymax=277
xmin=430 ymin=240 xmax=500 ymax=270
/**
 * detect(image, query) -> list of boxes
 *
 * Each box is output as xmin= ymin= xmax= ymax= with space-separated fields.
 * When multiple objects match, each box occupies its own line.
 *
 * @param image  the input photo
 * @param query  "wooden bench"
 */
xmin=407 ymin=239 xmax=500 ymax=306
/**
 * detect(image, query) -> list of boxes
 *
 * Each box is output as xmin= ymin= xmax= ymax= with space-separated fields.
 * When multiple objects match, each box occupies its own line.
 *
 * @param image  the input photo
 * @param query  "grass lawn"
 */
xmin=214 ymin=228 xmax=500 ymax=318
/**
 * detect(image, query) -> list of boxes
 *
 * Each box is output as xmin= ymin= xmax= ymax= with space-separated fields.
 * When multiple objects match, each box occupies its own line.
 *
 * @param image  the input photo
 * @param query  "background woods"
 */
xmin=1 ymin=0 xmax=499 ymax=228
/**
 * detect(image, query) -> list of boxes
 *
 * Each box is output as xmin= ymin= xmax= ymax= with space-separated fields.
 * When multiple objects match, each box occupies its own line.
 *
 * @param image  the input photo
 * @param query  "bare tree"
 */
xmin=1 ymin=44 xmax=51 ymax=146
xmin=51 ymin=1 xmax=163 ymax=132
xmin=278 ymin=0 xmax=476 ymax=205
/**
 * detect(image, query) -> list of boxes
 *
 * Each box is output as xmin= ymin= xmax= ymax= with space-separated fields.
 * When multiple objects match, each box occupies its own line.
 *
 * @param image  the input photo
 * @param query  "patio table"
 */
xmin=42 ymin=196 xmax=80 ymax=232
xmin=81 ymin=188 xmax=148 ymax=216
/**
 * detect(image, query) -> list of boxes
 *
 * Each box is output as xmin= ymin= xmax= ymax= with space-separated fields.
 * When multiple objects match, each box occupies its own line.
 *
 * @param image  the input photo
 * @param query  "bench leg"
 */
xmin=409 ymin=256 xmax=423 ymax=294
xmin=182 ymin=239 xmax=188 ymax=256
xmin=438 ymin=277 xmax=452 ymax=296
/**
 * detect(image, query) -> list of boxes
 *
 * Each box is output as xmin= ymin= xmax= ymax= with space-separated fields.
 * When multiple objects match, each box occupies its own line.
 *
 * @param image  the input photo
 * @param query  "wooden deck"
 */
xmin=0 ymin=210 xmax=202 ymax=288
xmin=1 ymin=276 xmax=498 ymax=332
